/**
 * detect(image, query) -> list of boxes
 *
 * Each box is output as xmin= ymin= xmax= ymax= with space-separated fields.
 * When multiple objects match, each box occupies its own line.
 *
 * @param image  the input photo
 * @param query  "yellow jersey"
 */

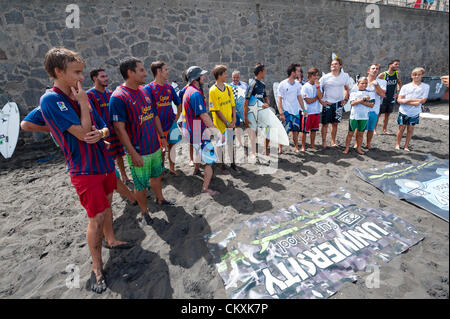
xmin=208 ymin=83 xmax=235 ymax=134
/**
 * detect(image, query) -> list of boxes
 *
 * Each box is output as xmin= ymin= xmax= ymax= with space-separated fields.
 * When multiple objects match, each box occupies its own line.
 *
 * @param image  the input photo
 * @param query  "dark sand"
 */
xmin=0 ymin=102 xmax=448 ymax=299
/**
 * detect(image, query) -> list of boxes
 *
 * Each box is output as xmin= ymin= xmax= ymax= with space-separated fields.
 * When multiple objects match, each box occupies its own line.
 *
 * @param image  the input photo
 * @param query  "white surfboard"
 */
xmin=419 ymin=113 xmax=449 ymax=121
xmin=0 ymin=102 xmax=20 ymax=159
xmin=171 ymin=82 xmax=183 ymax=127
xmin=233 ymin=86 xmax=246 ymax=120
xmin=248 ymin=98 xmax=289 ymax=146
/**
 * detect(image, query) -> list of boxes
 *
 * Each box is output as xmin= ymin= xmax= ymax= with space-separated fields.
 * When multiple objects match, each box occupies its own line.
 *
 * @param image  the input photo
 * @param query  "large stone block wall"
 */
xmin=0 ymin=0 xmax=448 ymax=139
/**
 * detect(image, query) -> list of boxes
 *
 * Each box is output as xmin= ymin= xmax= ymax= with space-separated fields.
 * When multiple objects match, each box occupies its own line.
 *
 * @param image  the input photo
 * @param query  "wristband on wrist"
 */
xmin=101 ymin=129 xmax=106 ymax=139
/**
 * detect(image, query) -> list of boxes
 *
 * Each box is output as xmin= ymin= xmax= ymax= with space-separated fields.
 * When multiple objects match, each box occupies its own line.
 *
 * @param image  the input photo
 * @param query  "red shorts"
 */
xmin=302 ymin=114 xmax=320 ymax=133
xmin=70 ymin=172 xmax=117 ymax=218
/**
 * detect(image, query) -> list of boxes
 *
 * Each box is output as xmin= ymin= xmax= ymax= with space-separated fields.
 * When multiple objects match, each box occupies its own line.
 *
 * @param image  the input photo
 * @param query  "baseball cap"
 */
xmin=186 ymin=66 xmax=208 ymax=84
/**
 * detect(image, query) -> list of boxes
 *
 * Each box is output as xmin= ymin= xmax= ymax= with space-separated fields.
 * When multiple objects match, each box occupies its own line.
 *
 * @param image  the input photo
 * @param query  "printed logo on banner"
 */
xmin=408 ymin=188 xmax=430 ymax=197
xmin=336 ymin=211 xmax=363 ymax=226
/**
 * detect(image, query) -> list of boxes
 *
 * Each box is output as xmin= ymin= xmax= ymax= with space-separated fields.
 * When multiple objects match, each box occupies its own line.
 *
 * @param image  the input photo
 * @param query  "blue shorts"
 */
xmin=321 ymin=102 xmax=343 ymax=124
xmin=397 ymin=112 xmax=420 ymax=126
xmin=283 ymin=111 xmax=302 ymax=133
xmin=366 ymin=111 xmax=378 ymax=132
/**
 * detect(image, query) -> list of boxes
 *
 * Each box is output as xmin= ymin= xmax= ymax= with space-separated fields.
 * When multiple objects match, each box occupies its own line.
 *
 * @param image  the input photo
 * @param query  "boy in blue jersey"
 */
xmin=40 ymin=47 xmax=131 ymax=294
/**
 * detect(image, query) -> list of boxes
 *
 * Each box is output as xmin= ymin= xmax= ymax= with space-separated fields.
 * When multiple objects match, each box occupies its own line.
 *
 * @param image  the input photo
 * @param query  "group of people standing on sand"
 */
xmin=19 ymin=45 xmax=433 ymax=294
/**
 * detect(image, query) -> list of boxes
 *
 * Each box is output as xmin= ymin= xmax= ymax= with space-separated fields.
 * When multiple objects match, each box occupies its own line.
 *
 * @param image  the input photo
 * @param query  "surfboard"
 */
xmin=273 ymin=82 xmax=280 ymax=109
xmin=0 ymin=102 xmax=20 ymax=159
xmin=419 ymin=113 xmax=449 ymax=121
xmin=170 ymin=81 xmax=183 ymax=139
xmin=248 ymin=96 xmax=289 ymax=146
xmin=232 ymin=86 xmax=246 ymax=121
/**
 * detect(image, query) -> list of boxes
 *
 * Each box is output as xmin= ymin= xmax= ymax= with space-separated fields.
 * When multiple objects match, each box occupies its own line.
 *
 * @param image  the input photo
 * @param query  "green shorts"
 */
xmin=349 ymin=119 xmax=368 ymax=132
xmin=126 ymin=149 xmax=163 ymax=191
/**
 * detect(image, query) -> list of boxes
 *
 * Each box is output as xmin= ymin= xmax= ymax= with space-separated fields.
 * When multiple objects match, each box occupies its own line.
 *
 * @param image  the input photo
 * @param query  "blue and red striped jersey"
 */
xmin=182 ymin=85 xmax=208 ymax=144
xmin=40 ymin=87 xmax=115 ymax=176
xmin=109 ymin=85 xmax=160 ymax=156
xmin=144 ymin=81 xmax=181 ymax=132
xmin=87 ymin=88 xmax=125 ymax=160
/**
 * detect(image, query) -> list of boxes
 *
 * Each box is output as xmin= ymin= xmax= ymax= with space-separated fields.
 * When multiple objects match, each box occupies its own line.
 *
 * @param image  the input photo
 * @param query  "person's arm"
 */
xmin=231 ymin=107 xmax=236 ymax=128
xmin=377 ymin=72 xmax=385 ymax=80
xmin=262 ymin=96 xmax=270 ymax=109
xmin=396 ymin=94 xmax=420 ymax=106
xmin=394 ymin=71 xmax=402 ymax=99
xmin=297 ymin=94 xmax=307 ymax=116
xmin=20 ymin=121 xmax=51 ymax=133
xmin=154 ymin=115 xmax=168 ymax=151
xmin=243 ymin=99 xmax=249 ymax=127
xmin=212 ymin=110 xmax=230 ymax=127
xmin=343 ymin=84 xmax=350 ymax=103
xmin=113 ymin=121 xmax=143 ymax=167
xmin=84 ymin=108 xmax=109 ymax=144
xmin=373 ymin=81 xmax=386 ymax=98
xmin=350 ymin=98 xmax=363 ymax=106
xmin=277 ymin=96 xmax=285 ymax=122
xmin=199 ymin=112 xmax=216 ymax=128
xmin=66 ymin=82 xmax=94 ymax=141
xmin=315 ymin=81 xmax=323 ymax=100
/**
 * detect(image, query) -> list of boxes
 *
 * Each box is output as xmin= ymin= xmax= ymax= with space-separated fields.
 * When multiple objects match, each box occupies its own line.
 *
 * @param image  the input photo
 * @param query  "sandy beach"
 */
xmin=0 ymin=101 xmax=448 ymax=299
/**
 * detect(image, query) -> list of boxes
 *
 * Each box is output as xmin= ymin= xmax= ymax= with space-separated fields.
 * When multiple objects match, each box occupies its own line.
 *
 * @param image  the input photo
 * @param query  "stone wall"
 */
xmin=0 ymin=0 xmax=448 ymax=138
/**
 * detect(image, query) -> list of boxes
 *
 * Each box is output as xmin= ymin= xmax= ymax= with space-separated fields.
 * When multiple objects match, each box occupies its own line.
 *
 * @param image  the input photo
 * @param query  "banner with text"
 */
xmin=205 ymin=192 xmax=424 ymax=299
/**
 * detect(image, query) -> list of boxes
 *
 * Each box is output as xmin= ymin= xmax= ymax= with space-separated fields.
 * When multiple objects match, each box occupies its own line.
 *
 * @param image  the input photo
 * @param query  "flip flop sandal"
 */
xmin=90 ymin=271 xmax=107 ymax=294
xmin=102 ymin=242 xmax=134 ymax=250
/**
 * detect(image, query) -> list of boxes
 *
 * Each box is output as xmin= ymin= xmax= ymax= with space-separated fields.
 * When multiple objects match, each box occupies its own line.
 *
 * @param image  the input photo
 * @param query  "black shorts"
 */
xmin=380 ymin=99 xmax=394 ymax=114
xmin=321 ymin=102 xmax=343 ymax=125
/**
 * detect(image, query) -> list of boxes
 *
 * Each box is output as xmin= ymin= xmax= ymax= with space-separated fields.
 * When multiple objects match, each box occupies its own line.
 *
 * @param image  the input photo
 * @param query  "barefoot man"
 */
xmin=319 ymin=58 xmax=351 ymax=148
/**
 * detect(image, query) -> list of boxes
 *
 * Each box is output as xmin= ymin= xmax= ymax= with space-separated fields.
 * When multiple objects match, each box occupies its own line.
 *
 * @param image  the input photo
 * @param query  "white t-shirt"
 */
xmin=319 ymin=71 xmax=351 ymax=104
xmin=351 ymin=78 xmax=387 ymax=115
xmin=277 ymin=78 xmax=302 ymax=115
xmin=398 ymin=82 xmax=430 ymax=117
xmin=349 ymin=90 xmax=376 ymax=120
xmin=301 ymin=82 xmax=322 ymax=115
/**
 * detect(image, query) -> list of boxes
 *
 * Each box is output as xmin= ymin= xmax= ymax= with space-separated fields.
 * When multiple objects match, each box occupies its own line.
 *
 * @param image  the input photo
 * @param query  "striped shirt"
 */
xmin=87 ymin=88 xmax=125 ymax=160
xmin=182 ymin=85 xmax=208 ymax=144
xmin=40 ymin=87 xmax=114 ymax=176
xmin=109 ymin=85 xmax=160 ymax=156
xmin=144 ymin=81 xmax=181 ymax=132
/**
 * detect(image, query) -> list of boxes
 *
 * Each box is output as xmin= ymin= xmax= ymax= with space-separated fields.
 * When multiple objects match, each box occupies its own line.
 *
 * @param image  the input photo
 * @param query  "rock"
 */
xmin=5 ymin=10 xmax=24 ymax=24
xmin=131 ymin=42 xmax=149 ymax=57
